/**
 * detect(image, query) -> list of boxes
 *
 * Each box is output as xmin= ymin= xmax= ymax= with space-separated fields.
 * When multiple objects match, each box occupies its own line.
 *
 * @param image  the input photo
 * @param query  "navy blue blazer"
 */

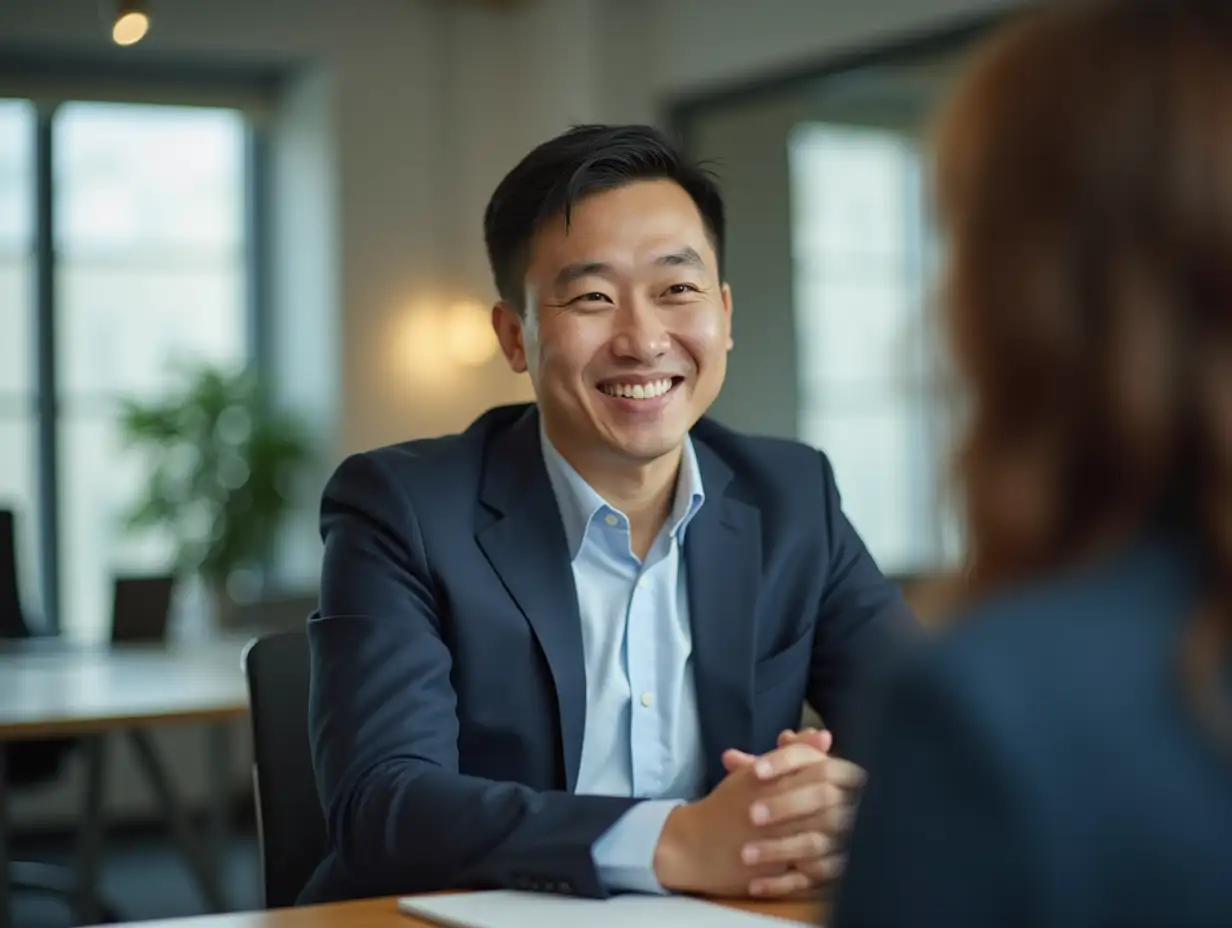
xmin=300 ymin=403 xmax=915 ymax=904
xmin=832 ymin=534 xmax=1232 ymax=927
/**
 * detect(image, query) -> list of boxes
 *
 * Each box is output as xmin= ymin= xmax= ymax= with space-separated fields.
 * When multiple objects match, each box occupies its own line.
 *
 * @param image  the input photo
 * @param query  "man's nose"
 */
xmin=610 ymin=301 xmax=670 ymax=362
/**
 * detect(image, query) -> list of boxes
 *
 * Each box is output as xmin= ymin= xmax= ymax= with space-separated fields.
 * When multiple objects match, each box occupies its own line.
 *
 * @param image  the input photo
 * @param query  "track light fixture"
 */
xmin=111 ymin=0 xmax=150 ymax=46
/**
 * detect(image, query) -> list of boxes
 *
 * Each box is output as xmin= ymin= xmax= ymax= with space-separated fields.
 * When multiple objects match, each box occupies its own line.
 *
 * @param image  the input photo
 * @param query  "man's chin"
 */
xmin=603 ymin=429 xmax=688 ymax=465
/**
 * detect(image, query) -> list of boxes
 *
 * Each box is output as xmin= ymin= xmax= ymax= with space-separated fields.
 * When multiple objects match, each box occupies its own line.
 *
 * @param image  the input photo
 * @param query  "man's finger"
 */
xmin=823 ymin=756 xmax=867 ymax=791
xmin=779 ymin=728 xmax=832 ymax=755
xmin=751 ymin=781 xmax=841 ymax=826
xmin=741 ymin=830 xmax=831 ymax=866
xmin=795 ymin=853 xmax=847 ymax=884
xmin=748 ymin=868 xmax=812 ymax=899
xmin=821 ymin=802 xmax=857 ymax=837
xmin=722 ymin=748 xmax=758 ymax=773
xmin=750 ymin=742 xmax=827 ymax=781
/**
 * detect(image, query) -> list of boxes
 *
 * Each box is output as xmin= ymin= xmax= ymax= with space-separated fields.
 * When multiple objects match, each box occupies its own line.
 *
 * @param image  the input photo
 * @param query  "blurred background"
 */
xmin=0 ymin=0 xmax=1020 ymax=924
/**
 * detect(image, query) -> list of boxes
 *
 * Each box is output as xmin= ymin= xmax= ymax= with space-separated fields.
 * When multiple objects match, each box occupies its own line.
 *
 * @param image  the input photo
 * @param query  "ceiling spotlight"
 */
xmin=111 ymin=0 xmax=150 ymax=46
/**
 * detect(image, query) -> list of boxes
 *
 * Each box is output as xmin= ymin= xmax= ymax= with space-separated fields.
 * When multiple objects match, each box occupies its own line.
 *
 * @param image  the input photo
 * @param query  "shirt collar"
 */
xmin=539 ymin=423 xmax=706 ymax=561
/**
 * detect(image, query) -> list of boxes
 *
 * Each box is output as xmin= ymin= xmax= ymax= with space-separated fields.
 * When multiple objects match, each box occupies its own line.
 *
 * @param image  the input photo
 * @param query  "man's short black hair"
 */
xmin=483 ymin=124 xmax=726 ymax=315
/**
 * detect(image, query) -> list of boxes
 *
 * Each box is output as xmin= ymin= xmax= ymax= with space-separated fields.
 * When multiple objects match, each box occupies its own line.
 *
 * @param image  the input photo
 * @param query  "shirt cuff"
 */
xmin=590 ymin=799 xmax=685 ymax=894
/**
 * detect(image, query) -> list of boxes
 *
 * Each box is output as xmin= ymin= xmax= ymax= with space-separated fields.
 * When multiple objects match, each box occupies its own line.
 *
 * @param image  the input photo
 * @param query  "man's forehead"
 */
xmin=520 ymin=181 xmax=718 ymax=296
xmin=531 ymin=221 xmax=718 ymax=272
xmin=572 ymin=180 xmax=701 ymax=221
xmin=552 ymin=247 xmax=707 ymax=285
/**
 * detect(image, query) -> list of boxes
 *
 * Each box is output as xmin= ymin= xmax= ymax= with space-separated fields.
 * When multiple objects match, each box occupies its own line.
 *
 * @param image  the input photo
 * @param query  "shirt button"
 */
xmin=604 ymin=513 xmax=619 ymax=527
xmin=640 ymin=692 xmax=654 ymax=708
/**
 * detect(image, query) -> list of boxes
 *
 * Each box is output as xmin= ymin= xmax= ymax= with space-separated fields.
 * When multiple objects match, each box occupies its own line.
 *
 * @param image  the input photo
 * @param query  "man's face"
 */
xmin=493 ymin=179 xmax=733 ymax=467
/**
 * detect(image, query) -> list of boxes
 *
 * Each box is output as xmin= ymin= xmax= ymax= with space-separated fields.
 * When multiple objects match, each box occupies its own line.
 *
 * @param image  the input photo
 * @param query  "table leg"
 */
xmin=0 ymin=744 xmax=12 ymax=928
xmin=126 ymin=730 xmax=228 ymax=912
xmin=205 ymin=724 xmax=231 ymax=877
xmin=73 ymin=735 xmax=107 ymax=924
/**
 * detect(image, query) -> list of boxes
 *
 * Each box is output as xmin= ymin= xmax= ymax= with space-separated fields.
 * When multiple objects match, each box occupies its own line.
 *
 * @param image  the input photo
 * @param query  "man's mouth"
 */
xmin=597 ymin=377 xmax=683 ymax=400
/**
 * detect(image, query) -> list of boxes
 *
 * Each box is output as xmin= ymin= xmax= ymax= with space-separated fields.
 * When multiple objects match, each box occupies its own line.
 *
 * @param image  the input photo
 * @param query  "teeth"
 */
xmin=601 ymin=378 xmax=674 ymax=400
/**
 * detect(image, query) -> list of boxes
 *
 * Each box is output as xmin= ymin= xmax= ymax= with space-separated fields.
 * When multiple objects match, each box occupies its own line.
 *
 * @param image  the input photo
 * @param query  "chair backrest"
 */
xmin=0 ymin=508 xmax=29 ymax=639
xmin=242 ymin=629 xmax=328 ymax=909
xmin=1 ymin=509 xmax=77 ymax=782
xmin=110 ymin=574 xmax=175 ymax=643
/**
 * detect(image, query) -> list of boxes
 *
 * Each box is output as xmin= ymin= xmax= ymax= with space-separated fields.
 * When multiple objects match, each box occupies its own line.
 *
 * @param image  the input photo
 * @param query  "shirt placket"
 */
xmin=626 ymin=539 xmax=670 ymax=799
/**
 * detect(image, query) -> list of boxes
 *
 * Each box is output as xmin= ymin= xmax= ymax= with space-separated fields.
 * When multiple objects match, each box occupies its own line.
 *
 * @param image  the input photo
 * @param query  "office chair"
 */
xmin=0 ymin=508 xmax=120 ymax=922
xmin=0 ymin=508 xmax=28 ymax=640
xmin=242 ymin=629 xmax=328 ymax=908
xmin=110 ymin=574 xmax=176 ymax=643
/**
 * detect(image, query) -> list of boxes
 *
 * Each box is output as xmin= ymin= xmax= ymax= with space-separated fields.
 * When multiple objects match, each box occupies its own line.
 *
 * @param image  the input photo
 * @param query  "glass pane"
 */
xmin=54 ymin=102 xmax=248 ymax=642
xmin=0 ymin=99 xmax=33 ymax=246
xmin=0 ymin=100 xmax=34 ymax=398
xmin=58 ymin=414 xmax=176 ymax=642
xmin=58 ymin=262 xmax=245 ymax=400
xmin=0 ymin=255 xmax=33 ymax=397
xmin=795 ymin=272 xmax=918 ymax=390
xmin=54 ymin=101 xmax=245 ymax=253
xmin=800 ymin=404 xmax=940 ymax=575
xmin=789 ymin=123 xmax=914 ymax=259
xmin=0 ymin=415 xmax=42 ymax=625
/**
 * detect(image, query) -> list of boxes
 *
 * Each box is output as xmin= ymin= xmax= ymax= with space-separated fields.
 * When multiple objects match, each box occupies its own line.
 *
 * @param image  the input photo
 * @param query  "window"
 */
xmin=3 ymin=98 xmax=252 ymax=642
xmin=0 ymin=100 xmax=40 ymax=615
xmin=789 ymin=122 xmax=956 ymax=575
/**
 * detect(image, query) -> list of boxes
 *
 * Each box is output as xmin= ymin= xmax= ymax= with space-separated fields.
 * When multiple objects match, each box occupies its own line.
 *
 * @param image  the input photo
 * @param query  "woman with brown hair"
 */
xmin=830 ymin=1 xmax=1232 ymax=923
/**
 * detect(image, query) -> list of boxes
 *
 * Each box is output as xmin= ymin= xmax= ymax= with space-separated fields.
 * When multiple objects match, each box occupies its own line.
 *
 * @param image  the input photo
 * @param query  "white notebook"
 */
xmin=397 ymin=890 xmax=812 ymax=928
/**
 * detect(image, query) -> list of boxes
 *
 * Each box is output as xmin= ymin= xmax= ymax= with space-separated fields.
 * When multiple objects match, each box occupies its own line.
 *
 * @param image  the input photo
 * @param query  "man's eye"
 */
xmin=573 ymin=292 xmax=611 ymax=304
xmin=665 ymin=284 xmax=700 ymax=296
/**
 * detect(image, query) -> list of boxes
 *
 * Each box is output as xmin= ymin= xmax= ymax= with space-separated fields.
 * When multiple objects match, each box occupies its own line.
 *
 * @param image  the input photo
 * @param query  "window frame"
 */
xmin=3 ymin=69 xmax=276 ymax=634
xmin=664 ymin=10 xmax=1009 ymax=577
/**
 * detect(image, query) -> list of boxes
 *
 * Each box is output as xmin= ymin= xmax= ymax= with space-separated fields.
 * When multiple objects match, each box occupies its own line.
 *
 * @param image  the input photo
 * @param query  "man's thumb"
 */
xmin=722 ymin=748 xmax=758 ymax=773
xmin=779 ymin=727 xmax=833 ymax=754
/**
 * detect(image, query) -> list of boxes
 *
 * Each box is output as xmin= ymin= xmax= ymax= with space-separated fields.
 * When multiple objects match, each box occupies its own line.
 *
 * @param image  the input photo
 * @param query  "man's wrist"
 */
xmin=652 ymin=803 xmax=698 ymax=893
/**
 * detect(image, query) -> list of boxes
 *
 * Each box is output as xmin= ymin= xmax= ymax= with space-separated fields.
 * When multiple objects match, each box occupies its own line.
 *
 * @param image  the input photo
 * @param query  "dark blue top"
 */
xmin=833 ymin=534 xmax=1232 ymax=927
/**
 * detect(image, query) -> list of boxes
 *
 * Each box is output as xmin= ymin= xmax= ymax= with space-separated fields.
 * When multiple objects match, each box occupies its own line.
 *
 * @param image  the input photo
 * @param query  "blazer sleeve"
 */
xmin=807 ymin=451 xmax=922 ymax=761
xmin=829 ymin=648 xmax=1032 ymax=927
xmin=309 ymin=452 xmax=638 ymax=899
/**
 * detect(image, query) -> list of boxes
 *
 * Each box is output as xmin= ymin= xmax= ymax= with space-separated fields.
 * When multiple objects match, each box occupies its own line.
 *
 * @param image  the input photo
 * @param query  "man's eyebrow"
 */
xmin=655 ymin=247 xmax=704 ymax=268
xmin=553 ymin=261 xmax=613 ymax=287
xmin=553 ymin=249 xmax=705 ymax=287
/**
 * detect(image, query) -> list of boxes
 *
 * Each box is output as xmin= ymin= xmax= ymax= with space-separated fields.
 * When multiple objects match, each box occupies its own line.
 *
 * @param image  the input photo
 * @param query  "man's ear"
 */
xmin=492 ymin=301 xmax=527 ymax=373
xmin=721 ymin=282 xmax=734 ymax=351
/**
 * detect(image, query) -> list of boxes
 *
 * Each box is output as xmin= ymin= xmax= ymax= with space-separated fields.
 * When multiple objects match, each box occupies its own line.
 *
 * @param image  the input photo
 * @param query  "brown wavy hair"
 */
xmin=934 ymin=0 xmax=1232 ymax=727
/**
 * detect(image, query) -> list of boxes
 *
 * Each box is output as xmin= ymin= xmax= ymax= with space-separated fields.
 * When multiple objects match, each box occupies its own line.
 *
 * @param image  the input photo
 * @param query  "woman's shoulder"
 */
xmin=909 ymin=535 xmax=1199 ymax=742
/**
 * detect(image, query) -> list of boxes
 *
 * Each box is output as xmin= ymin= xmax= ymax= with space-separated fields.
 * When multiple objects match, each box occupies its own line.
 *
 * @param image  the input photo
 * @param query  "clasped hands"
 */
xmin=653 ymin=728 xmax=864 ymax=899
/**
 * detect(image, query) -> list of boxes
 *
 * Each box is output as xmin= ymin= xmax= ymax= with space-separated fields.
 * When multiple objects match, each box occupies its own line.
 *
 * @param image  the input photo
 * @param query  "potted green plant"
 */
xmin=118 ymin=361 xmax=316 ymax=629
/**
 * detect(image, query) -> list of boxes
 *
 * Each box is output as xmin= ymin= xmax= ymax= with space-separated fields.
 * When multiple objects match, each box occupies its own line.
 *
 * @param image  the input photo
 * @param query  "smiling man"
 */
xmin=301 ymin=125 xmax=918 ymax=906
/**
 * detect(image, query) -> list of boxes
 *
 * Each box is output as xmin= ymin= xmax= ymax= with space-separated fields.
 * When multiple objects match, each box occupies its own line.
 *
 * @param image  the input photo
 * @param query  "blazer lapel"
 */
xmin=475 ymin=408 xmax=587 ymax=791
xmin=686 ymin=439 xmax=761 ymax=790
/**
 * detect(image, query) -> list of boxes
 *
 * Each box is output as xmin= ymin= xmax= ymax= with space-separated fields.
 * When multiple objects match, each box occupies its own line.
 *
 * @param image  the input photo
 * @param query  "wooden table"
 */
xmin=101 ymin=894 xmax=823 ymax=927
xmin=0 ymin=638 xmax=252 ymax=928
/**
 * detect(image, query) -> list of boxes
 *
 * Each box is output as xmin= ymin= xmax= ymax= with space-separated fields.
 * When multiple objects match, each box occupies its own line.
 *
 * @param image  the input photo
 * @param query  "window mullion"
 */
xmin=33 ymin=101 xmax=60 ymax=634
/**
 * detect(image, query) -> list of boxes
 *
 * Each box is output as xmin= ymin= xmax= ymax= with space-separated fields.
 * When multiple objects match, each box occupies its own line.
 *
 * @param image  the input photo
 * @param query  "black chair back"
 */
xmin=0 ymin=508 xmax=76 ymax=784
xmin=0 ymin=508 xmax=28 ymax=639
xmin=242 ymin=629 xmax=328 ymax=908
xmin=110 ymin=574 xmax=175 ymax=643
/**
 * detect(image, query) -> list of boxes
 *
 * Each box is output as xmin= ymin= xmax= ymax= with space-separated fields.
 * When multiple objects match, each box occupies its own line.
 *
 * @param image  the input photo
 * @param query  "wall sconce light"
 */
xmin=392 ymin=296 xmax=499 ymax=388
xmin=111 ymin=0 xmax=151 ymax=46
xmin=444 ymin=300 xmax=498 ymax=368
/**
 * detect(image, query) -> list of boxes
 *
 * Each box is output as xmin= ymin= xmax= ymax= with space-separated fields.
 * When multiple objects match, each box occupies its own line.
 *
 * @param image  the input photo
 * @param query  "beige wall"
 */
xmin=0 ymin=0 xmax=1015 ymax=455
xmin=369 ymin=0 xmax=1020 ymax=450
xmin=653 ymin=0 xmax=1015 ymax=91
xmin=0 ymin=0 xmax=1012 ymax=828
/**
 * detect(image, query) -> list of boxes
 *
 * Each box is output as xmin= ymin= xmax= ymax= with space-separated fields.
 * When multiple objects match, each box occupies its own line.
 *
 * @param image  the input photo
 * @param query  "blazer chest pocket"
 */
xmin=753 ymin=629 xmax=813 ymax=695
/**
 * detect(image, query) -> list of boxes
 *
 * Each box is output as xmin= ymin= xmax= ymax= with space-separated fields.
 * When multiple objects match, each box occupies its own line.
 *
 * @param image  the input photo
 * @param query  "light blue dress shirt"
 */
xmin=539 ymin=428 xmax=707 ymax=894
